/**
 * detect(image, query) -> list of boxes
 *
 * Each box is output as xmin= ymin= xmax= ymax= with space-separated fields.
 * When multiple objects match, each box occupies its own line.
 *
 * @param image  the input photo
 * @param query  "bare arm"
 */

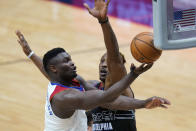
xmin=76 ymin=75 xmax=98 ymax=91
xmin=101 ymin=95 xmax=171 ymax=110
xmin=16 ymin=31 xmax=49 ymax=80
xmin=30 ymin=54 xmax=49 ymax=80
xmin=54 ymin=66 xmax=139 ymax=111
xmin=84 ymin=77 xmax=170 ymax=110
xmin=85 ymin=79 xmax=171 ymax=110
xmin=54 ymin=63 xmax=153 ymax=112
xmin=84 ymin=0 xmax=132 ymax=97
xmin=101 ymin=22 xmax=132 ymax=96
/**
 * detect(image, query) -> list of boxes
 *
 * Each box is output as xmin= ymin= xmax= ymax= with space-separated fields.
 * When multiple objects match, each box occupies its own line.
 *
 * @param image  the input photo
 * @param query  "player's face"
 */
xmin=55 ymin=52 xmax=77 ymax=80
xmin=99 ymin=54 xmax=108 ymax=83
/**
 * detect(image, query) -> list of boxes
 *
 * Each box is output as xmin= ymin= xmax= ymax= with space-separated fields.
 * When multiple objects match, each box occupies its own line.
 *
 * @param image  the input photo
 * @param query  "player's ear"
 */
xmin=49 ymin=65 xmax=57 ymax=73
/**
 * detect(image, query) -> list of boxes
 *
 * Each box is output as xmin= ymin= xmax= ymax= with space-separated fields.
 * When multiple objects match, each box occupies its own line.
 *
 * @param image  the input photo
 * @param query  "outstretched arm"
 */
xmin=101 ymin=95 xmax=171 ymax=110
xmin=84 ymin=80 xmax=170 ymax=110
xmin=54 ymin=63 xmax=153 ymax=111
xmin=84 ymin=0 xmax=133 ymax=97
xmin=16 ymin=31 xmax=49 ymax=80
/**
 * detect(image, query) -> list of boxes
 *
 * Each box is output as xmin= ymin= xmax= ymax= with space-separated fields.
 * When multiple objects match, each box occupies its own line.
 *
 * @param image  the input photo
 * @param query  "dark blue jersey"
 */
xmin=91 ymin=82 xmax=137 ymax=131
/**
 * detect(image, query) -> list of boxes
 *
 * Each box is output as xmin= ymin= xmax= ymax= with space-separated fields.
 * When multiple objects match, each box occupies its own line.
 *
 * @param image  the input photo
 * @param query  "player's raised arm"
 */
xmin=84 ymin=0 xmax=122 ymax=75
xmin=84 ymin=0 xmax=133 ymax=97
xmin=16 ymin=30 xmax=49 ymax=80
xmin=84 ymin=0 xmax=121 ymax=66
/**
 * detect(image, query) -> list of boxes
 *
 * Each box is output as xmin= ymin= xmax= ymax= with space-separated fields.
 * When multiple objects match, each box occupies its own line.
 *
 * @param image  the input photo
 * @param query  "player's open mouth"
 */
xmin=72 ymin=66 xmax=77 ymax=72
xmin=100 ymin=72 xmax=106 ymax=77
xmin=100 ymin=69 xmax=107 ymax=77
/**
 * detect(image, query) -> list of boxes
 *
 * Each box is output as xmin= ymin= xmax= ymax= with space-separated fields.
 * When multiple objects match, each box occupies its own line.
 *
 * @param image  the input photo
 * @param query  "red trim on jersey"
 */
xmin=49 ymin=85 xmax=69 ymax=101
xmin=99 ymin=82 xmax=103 ymax=90
xmin=72 ymin=79 xmax=80 ymax=87
xmin=49 ymin=79 xmax=83 ymax=101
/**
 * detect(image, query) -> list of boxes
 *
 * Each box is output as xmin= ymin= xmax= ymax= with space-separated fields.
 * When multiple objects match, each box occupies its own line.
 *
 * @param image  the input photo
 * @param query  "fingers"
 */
xmin=83 ymin=3 xmax=92 ymax=14
xmin=138 ymin=63 xmax=153 ymax=69
xmin=16 ymin=30 xmax=21 ymax=36
xmin=160 ymin=97 xmax=171 ymax=105
xmin=17 ymin=40 xmax=22 ymax=45
xmin=16 ymin=30 xmax=25 ymax=40
xmin=97 ymin=0 xmax=110 ymax=6
xmin=142 ymin=63 xmax=153 ymax=72
xmin=154 ymin=97 xmax=171 ymax=105
xmin=153 ymin=97 xmax=171 ymax=108
xmin=144 ymin=63 xmax=153 ymax=69
xmin=146 ymin=96 xmax=171 ymax=109
xmin=106 ymin=0 xmax=111 ymax=6
xmin=139 ymin=63 xmax=145 ymax=69
xmin=16 ymin=30 xmax=23 ymax=45
xmin=130 ymin=63 xmax=136 ymax=71
xmin=149 ymin=98 xmax=161 ymax=108
xmin=15 ymin=30 xmax=28 ymax=47
xmin=160 ymin=104 xmax=168 ymax=109
xmin=16 ymin=31 xmax=23 ymax=40
xmin=146 ymin=63 xmax=153 ymax=68
xmin=16 ymin=30 xmax=25 ymax=41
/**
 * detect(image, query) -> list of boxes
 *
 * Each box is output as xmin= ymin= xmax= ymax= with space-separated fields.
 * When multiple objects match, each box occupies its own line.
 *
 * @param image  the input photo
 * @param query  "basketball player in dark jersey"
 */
xmin=87 ymin=53 xmax=137 ymax=131
xmin=84 ymin=0 xmax=137 ymax=130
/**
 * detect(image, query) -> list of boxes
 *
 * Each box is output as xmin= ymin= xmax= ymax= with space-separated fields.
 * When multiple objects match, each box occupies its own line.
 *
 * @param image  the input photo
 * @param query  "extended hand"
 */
xmin=84 ymin=0 xmax=111 ymax=21
xmin=16 ymin=30 xmax=32 ymax=56
xmin=145 ymin=96 xmax=171 ymax=109
xmin=130 ymin=63 xmax=153 ymax=75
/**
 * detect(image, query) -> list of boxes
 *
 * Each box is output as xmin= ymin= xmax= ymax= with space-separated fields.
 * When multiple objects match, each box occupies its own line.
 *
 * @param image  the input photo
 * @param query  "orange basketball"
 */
xmin=130 ymin=32 xmax=162 ymax=63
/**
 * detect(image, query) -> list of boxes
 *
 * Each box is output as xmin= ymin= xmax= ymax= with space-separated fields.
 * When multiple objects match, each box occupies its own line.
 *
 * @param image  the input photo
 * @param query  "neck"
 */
xmin=102 ymin=82 xmax=105 ymax=87
xmin=50 ymin=75 xmax=73 ymax=86
xmin=52 ymin=80 xmax=73 ymax=86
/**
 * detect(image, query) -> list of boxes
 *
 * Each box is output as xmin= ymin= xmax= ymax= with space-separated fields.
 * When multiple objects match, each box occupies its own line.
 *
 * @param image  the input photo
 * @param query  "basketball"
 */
xmin=130 ymin=32 xmax=162 ymax=63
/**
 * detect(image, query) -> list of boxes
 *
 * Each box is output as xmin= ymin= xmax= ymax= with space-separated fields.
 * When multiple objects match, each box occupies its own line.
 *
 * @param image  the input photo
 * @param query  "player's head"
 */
xmin=43 ymin=48 xmax=77 ymax=81
xmin=99 ymin=53 xmax=107 ymax=83
xmin=99 ymin=52 xmax=126 ymax=83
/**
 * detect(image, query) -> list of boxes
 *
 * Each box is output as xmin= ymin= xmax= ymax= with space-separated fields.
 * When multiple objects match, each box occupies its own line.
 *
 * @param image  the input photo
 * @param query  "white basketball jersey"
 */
xmin=44 ymin=82 xmax=87 ymax=131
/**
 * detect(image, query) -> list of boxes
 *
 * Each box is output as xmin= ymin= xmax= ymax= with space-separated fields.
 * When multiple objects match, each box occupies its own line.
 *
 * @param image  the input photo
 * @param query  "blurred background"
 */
xmin=0 ymin=0 xmax=196 ymax=131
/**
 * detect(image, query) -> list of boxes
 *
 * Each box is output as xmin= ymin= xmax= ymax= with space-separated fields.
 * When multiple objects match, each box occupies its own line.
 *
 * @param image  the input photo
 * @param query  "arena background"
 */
xmin=0 ymin=0 xmax=196 ymax=130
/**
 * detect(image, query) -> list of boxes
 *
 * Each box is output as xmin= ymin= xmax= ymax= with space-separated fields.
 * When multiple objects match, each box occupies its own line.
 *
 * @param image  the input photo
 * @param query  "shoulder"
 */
xmin=51 ymin=89 xmax=81 ymax=118
xmin=53 ymin=88 xmax=81 ymax=101
xmin=51 ymin=88 xmax=84 ymax=110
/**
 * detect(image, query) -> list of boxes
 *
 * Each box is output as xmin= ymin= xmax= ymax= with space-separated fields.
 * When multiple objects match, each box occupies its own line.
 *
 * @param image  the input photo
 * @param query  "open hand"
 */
xmin=84 ymin=0 xmax=111 ymax=21
xmin=130 ymin=63 xmax=153 ymax=75
xmin=144 ymin=96 xmax=171 ymax=109
xmin=16 ymin=30 xmax=32 ymax=56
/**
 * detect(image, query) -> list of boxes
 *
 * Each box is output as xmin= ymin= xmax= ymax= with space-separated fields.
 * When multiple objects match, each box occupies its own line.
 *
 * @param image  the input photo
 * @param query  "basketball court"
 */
xmin=0 ymin=0 xmax=196 ymax=130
